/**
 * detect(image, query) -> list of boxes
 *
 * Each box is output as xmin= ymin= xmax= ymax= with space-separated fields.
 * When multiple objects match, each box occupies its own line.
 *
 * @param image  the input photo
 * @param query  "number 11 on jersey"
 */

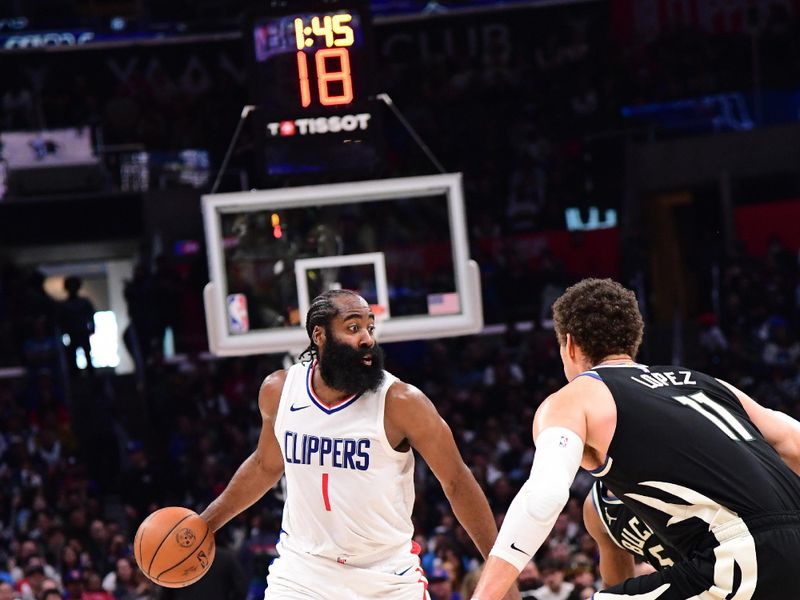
xmin=672 ymin=391 xmax=754 ymax=442
xmin=322 ymin=473 xmax=332 ymax=511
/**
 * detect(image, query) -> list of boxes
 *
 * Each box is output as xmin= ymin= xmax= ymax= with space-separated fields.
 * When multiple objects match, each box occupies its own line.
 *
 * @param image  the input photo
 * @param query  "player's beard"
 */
xmin=318 ymin=328 xmax=384 ymax=395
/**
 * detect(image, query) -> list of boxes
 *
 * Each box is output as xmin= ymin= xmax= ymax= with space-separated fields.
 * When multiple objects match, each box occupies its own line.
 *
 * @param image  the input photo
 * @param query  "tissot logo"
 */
xmin=267 ymin=113 xmax=372 ymax=137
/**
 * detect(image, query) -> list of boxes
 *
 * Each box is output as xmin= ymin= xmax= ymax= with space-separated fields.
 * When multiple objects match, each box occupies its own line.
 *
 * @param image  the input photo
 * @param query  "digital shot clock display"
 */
xmin=292 ymin=13 xmax=356 ymax=108
xmin=252 ymin=8 xmax=367 ymax=113
xmin=247 ymin=0 xmax=382 ymax=183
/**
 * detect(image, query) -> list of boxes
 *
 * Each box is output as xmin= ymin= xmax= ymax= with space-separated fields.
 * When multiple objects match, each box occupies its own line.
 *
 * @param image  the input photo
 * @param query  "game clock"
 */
xmin=247 ymin=0 xmax=382 ymax=183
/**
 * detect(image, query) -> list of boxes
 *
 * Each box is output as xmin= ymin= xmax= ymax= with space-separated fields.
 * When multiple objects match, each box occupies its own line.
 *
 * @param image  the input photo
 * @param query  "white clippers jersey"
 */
xmin=273 ymin=360 xmax=416 ymax=568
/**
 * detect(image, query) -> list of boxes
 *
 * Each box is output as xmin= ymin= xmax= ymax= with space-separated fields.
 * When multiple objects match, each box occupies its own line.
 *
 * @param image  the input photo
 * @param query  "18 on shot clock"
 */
xmin=246 ymin=0 xmax=383 ymax=184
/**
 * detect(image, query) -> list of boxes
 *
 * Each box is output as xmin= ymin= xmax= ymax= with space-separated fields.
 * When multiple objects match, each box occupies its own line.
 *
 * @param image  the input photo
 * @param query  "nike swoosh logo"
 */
xmin=395 ymin=566 xmax=413 ymax=576
xmin=510 ymin=542 xmax=528 ymax=554
xmin=290 ymin=404 xmax=310 ymax=412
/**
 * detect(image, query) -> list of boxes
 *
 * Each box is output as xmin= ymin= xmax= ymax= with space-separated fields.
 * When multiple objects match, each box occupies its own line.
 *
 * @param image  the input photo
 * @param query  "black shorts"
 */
xmin=595 ymin=512 xmax=800 ymax=600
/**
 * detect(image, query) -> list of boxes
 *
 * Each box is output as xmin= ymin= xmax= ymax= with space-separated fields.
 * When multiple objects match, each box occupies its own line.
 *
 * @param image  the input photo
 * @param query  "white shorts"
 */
xmin=264 ymin=544 xmax=430 ymax=600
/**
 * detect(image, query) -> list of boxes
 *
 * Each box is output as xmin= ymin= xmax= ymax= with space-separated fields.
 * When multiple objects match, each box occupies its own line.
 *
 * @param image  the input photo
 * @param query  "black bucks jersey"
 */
xmin=587 ymin=364 xmax=800 ymax=558
xmin=590 ymin=480 xmax=681 ymax=570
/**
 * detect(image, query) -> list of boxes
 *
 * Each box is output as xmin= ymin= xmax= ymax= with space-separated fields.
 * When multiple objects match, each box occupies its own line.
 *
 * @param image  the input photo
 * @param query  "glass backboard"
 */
xmin=202 ymin=173 xmax=482 ymax=356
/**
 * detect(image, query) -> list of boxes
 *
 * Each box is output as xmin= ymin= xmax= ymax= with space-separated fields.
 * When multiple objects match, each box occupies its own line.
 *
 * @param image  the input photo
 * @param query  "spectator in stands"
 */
xmin=58 ymin=546 xmax=81 ymax=584
xmin=118 ymin=443 xmax=162 ymax=523
xmin=697 ymin=312 xmax=728 ymax=357
xmin=529 ymin=559 xmax=573 ymax=600
xmin=458 ymin=568 xmax=478 ymax=600
xmin=15 ymin=563 xmax=46 ymax=600
xmin=570 ymin=585 xmax=596 ymax=600
xmin=106 ymin=534 xmax=130 ymax=568
xmin=63 ymin=568 xmax=85 ymax=599
xmin=151 ymin=255 xmax=182 ymax=357
xmin=59 ymin=276 xmax=95 ymax=375
xmin=1 ymin=75 xmax=35 ymax=130
xmin=545 ymin=513 xmax=580 ymax=555
xmin=565 ymin=565 xmax=597 ymax=599
xmin=86 ymin=520 xmax=111 ymax=578
xmin=21 ymin=272 xmax=57 ymax=338
xmin=21 ymin=317 xmax=60 ymax=380
xmin=158 ymin=534 xmax=246 ymax=600
xmin=83 ymin=569 xmax=114 ymax=600
xmin=123 ymin=263 xmax=156 ymax=376
xmin=0 ymin=582 xmax=17 ymax=600
xmin=102 ymin=557 xmax=154 ymax=600
xmin=428 ymin=567 xmax=458 ymax=600
xmin=762 ymin=316 xmax=800 ymax=367
xmin=506 ymin=158 xmax=546 ymax=232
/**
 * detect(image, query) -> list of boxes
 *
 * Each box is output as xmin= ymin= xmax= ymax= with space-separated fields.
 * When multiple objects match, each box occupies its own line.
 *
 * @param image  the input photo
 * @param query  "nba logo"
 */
xmin=227 ymin=294 xmax=250 ymax=334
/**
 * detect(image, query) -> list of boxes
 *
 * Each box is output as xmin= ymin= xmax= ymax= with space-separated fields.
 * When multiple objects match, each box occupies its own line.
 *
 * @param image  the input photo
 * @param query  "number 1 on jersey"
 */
xmin=322 ymin=473 xmax=332 ymax=511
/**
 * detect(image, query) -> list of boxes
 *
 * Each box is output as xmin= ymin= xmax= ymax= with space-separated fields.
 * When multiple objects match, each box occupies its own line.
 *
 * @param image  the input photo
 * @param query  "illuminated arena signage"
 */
xmin=2 ymin=31 xmax=95 ymax=49
xmin=266 ymin=113 xmax=372 ymax=137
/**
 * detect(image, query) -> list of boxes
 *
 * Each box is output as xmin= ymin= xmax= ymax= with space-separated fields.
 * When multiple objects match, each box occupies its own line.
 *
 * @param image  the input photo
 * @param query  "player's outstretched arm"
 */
xmin=471 ymin=386 xmax=587 ymax=600
xmin=386 ymin=382 xmax=499 ymax=558
xmin=717 ymin=378 xmax=800 ymax=475
xmin=582 ymin=489 xmax=635 ymax=587
xmin=386 ymin=383 xmax=522 ymax=600
xmin=201 ymin=370 xmax=287 ymax=532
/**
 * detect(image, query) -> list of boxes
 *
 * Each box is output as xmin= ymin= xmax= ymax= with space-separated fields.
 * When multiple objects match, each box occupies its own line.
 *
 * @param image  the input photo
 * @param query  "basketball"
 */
xmin=133 ymin=506 xmax=215 ymax=588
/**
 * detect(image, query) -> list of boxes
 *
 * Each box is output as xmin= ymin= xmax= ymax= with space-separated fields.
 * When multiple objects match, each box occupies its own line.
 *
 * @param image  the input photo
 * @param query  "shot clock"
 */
xmin=293 ymin=14 xmax=355 ymax=107
xmin=246 ymin=0 xmax=383 ymax=183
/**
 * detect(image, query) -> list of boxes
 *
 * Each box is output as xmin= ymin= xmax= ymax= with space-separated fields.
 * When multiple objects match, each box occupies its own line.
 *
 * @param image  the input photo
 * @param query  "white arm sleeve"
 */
xmin=488 ymin=426 xmax=584 ymax=571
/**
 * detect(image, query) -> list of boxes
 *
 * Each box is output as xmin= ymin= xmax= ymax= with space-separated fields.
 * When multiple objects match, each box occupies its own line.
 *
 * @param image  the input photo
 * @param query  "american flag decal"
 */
xmin=427 ymin=292 xmax=460 ymax=316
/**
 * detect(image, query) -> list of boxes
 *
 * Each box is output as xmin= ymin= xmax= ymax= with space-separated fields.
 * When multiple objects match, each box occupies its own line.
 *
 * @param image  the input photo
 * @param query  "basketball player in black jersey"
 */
xmin=584 ymin=480 xmax=681 ymax=587
xmin=472 ymin=278 xmax=800 ymax=600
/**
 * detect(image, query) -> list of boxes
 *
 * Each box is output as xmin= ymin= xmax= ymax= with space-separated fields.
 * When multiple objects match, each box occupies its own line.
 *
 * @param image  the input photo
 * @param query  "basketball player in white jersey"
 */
xmin=471 ymin=278 xmax=800 ymax=600
xmin=201 ymin=290 xmax=519 ymax=600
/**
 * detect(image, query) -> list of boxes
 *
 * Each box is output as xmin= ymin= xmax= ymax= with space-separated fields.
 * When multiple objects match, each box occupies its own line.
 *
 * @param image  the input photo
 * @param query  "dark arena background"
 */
xmin=0 ymin=0 xmax=799 ymax=598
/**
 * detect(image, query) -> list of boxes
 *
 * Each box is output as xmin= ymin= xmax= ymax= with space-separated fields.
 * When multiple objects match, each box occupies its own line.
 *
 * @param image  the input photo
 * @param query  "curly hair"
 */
xmin=551 ymin=278 xmax=644 ymax=367
xmin=297 ymin=289 xmax=361 ymax=362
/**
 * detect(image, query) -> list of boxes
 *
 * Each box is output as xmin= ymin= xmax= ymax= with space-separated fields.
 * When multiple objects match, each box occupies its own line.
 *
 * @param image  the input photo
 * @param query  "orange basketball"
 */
xmin=133 ymin=506 xmax=215 ymax=588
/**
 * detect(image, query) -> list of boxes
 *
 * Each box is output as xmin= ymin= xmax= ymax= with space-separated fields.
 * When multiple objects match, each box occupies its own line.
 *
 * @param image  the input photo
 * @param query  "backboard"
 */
xmin=202 ymin=173 xmax=482 ymax=356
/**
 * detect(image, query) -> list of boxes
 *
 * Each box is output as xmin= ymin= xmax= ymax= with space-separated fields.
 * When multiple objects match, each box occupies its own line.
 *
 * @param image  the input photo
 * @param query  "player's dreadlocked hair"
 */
xmin=298 ymin=289 xmax=361 ymax=362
